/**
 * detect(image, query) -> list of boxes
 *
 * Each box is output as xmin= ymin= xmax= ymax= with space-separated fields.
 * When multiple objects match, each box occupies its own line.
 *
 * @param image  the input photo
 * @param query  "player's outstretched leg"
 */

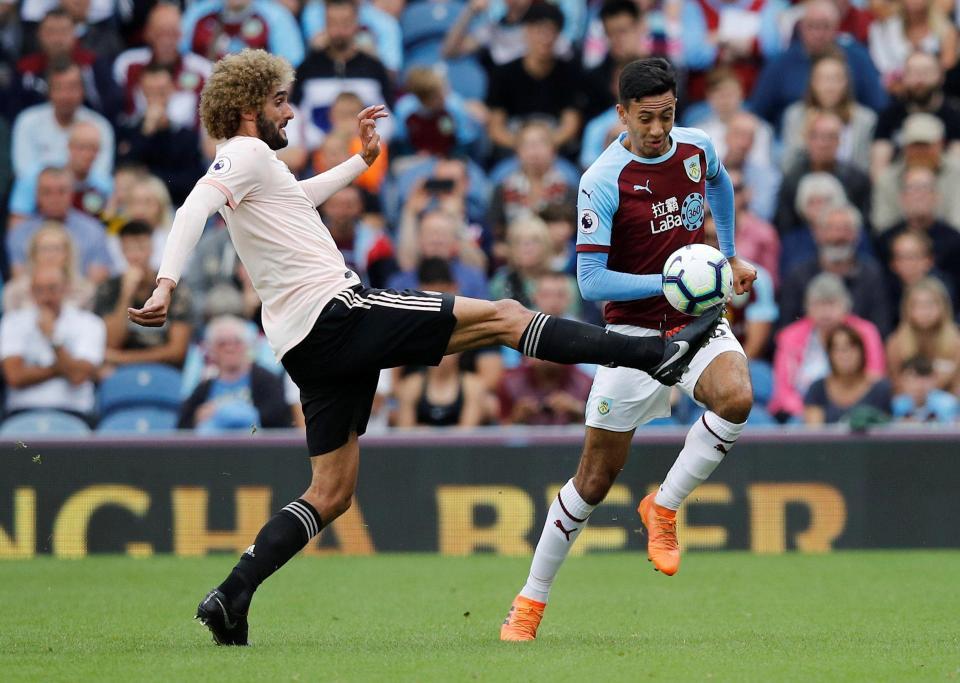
xmin=502 ymin=428 xmax=632 ymax=641
xmin=446 ymin=298 xmax=723 ymax=385
xmin=640 ymin=351 xmax=752 ymax=575
xmin=197 ymin=436 xmax=360 ymax=645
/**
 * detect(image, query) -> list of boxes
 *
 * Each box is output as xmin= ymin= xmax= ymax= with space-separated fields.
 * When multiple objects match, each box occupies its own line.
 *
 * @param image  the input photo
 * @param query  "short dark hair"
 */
xmin=522 ymin=2 xmax=564 ymax=31
xmin=47 ymin=55 xmax=80 ymax=83
xmin=600 ymin=0 xmax=640 ymax=22
xmin=119 ymin=220 xmax=154 ymax=239
xmin=41 ymin=8 xmax=75 ymax=25
xmin=619 ymin=57 xmax=677 ymax=104
xmin=538 ymin=202 xmax=574 ymax=225
xmin=417 ymin=257 xmax=455 ymax=287
xmin=141 ymin=62 xmax=174 ymax=79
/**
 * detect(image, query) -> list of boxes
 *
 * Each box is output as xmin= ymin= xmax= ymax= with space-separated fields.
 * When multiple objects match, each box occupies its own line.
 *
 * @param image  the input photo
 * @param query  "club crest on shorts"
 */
xmin=580 ymin=208 xmax=599 ymax=234
xmin=681 ymin=193 xmax=705 ymax=231
xmin=683 ymin=155 xmax=702 ymax=182
xmin=597 ymin=398 xmax=612 ymax=415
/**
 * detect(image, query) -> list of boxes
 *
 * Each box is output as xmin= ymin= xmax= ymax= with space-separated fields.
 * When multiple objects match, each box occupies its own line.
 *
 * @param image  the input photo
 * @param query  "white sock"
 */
xmin=519 ymin=479 xmax=597 ymax=603
xmin=655 ymin=412 xmax=745 ymax=510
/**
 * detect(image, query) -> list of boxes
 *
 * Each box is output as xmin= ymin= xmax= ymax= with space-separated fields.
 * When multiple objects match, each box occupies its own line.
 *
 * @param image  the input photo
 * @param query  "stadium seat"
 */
xmin=0 ymin=410 xmax=91 ymax=436
xmin=400 ymin=0 xmax=463 ymax=67
xmin=749 ymin=361 xmax=775 ymax=407
xmin=98 ymin=364 xmax=183 ymax=417
xmin=97 ymin=407 xmax=179 ymax=434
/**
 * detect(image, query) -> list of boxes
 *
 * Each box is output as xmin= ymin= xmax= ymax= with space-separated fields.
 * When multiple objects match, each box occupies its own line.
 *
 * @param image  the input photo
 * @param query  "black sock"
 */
xmin=217 ymin=498 xmax=323 ymax=613
xmin=518 ymin=313 xmax=664 ymax=370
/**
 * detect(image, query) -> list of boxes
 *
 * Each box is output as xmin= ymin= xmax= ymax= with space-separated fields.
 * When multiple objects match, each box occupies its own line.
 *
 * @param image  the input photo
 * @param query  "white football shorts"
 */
xmin=585 ymin=318 xmax=745 ymax=431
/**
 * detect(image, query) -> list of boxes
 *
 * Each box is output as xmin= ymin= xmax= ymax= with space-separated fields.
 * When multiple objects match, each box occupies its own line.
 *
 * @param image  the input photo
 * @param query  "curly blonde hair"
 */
xmin=199 ymin=49 xmax=295 ymax=140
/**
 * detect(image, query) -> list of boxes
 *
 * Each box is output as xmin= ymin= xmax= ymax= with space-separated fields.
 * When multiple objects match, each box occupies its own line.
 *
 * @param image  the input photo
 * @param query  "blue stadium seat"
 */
xmin=749 ymin=360 xmax=775 ymax=407
xmin=400 ymin=0 xmax=463 ymax=67
xmin=98 ymin=364 xmax=183 ymax=417
xmin=0 ymin=410 xmax=91 ymax=436
xmin=97 ymin=407 xmax=179 ymax=434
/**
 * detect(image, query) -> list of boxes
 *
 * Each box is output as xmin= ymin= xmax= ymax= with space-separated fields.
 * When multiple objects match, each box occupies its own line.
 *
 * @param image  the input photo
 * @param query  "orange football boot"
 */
xmin=638 ymin=492 xmax=681 ymax=575
xmin=500 ymin=595 xmax=546 ymax=641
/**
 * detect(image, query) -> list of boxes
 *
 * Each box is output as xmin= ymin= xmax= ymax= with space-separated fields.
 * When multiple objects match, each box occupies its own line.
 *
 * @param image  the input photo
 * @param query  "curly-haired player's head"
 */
xmin=199 ymin=49 xmax=296 ymax=149
xmin=616 ymin=57 xmax=678 ymax=158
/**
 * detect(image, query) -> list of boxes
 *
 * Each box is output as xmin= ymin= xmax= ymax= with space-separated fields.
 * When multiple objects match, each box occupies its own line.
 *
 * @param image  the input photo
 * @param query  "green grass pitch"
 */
xmin=1 ymin=552 xmax=958 ymax=682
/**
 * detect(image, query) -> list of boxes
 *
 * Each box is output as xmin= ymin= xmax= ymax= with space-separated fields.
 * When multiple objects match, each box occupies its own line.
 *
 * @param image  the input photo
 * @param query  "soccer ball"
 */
xmin=662 ymin=243 xmax=733 ymax=316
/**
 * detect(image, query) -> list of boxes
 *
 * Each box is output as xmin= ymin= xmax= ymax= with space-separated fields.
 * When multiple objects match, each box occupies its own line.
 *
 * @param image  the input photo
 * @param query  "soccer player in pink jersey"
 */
xmin=128 ymin=49 xmax=722 ymax=646
xmin=501 ymin=58 xmax=759 ymax=641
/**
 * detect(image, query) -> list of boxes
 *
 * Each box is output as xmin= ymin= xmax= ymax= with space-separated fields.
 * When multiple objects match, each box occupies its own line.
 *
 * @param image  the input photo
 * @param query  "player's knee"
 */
xmin=714 ymin=387 xmax=753 ymax=424
xmin=303 ymin=482 xmax=354 ymax=522
xmin=575 ymin=467 xmax=617 ymax=505
xmin=492 ymin=298 xmax=528 ymax=323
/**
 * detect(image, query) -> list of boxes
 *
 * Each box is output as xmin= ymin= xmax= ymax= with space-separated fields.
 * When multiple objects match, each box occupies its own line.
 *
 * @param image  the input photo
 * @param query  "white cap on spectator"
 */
xmin=901 ymin=113 xmax=945 ymax=145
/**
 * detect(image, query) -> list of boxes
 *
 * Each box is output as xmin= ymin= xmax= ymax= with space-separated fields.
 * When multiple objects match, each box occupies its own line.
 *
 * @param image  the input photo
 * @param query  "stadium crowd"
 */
xmin=1 ymin=0 xmax=959 ymax=435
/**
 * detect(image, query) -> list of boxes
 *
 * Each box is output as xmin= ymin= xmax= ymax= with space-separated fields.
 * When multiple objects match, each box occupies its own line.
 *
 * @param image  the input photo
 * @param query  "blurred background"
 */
xmin=0 ymin=0 xmax=959 ymax=557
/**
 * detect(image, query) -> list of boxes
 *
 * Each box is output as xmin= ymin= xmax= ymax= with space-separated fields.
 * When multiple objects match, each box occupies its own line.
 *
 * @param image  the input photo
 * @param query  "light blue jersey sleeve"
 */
xmin=575 ymin=149 xmax=663 ymax=301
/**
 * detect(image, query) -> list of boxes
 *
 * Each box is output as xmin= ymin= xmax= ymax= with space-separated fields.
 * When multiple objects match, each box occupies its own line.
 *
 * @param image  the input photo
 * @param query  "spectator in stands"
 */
xmin=443 ymin=0 xmax=572 ymax=69
xmin=891 ymin=355 xmax=959 ymax=422
xmin=803 ymin=323 xmax=891 ymax=425
xmin=13 ymin=8 xmax=119 ymax=119
xmin=768 ymin=272 xmax=885 ymax=421
xmin=394 ymin=351 xmax=486 ymax=428
xmin=2 ymin=222 xmax=94 ymax=312
xmin=0 ymin=264 xmax=104 ymax=421
xmin=680 ymin=0 xmax=784 ymax=104
xmin=392 ymin=67 xmax=483 ymax=158
xmin=301 ymin=0 xmax=402 ymax=75
xmin=780 ymin=51 xmax=877 ymax=174
xmin=94 ymin=220 xmax=192 ymax=371
xmin=59 ymin=0 xmax=123 ymax=57
xmin=9 ymin=120 xmax=112 ymax=222
xmin=876 ymin=166 xmax=960 ymax=286
xmin=722 ymin=110 xmax=779 ymax=222
xmin=750 ymin=0 xmax=886 ymax=129
xmin=539 ymin=203 xmax=576 ymax=275
xmin=113 ymin=3 xmax=212 ymax=132
xmin=489 ymin=120 xmax=577 ymax=245
xmin=836 ymin=0 xmax=872 ymax=45
xmin=180 ymin=0 xmax=304 ymax=66
xmin=293 ymin=0 xmax=394 ymax=147
xmin=882 ymin=231 xmax=957 ymax=324
xmin=779 ymin=203 xmax=891 ymax=333
xmin=868 ymin=0 xmax=957 ymax=92
xmin=886 ymin=277 xmax=960 ymax=392
xmin=108 ymin=175 xmax=175 ymax=274
xmin=497 ymin=354 xmax=593 ymax=426
xmin=7 ymin=167 xmax=111 ymax=283
xmin=99 ymin=162 xmax=148 ymax=235
xmin=11 ymin=59 xmax=114 ymax=182
xmin=871 ymin=112 xmax=960 ymax=232
xmin=116 ymin=64 xmax=205 ymax=205
xmin=780 ymin=172 xmax=849 ymax=276
xmin=725 ymin=167 xmax=780 ymax=286
xmin=871 ymin=51 xmax=960 ymax=181
xmin=704 ymin=211 xmax=778 ymax=359
xmin=694 ymin=69 xmax=775 ymax=170
xmin=775 ymin=111 xmax=870 ymax=234
xmin=580 ymin=61 xmax=629 ymax=169
xmin=178 ymin=315 xmax=292 ymax=431
xmin=581 ymin=0 xmax=648 ymax=121
xmin=320 ymin=91 xmax=389 ymax=193
xmin=490 ymin=216 xmax=578 ymax=316
xmin=485 ymin=3 xmax=583 ymax=157
xmin=390 ymin=208 xmax=489 ymax=299
xmin=321 ymin=185 xmax=397 ymax=288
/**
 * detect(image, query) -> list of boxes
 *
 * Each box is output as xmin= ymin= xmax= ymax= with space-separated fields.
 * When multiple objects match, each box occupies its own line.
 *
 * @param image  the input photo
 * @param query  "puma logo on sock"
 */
xmin=554 ymin=519 xmax=576 ymax=541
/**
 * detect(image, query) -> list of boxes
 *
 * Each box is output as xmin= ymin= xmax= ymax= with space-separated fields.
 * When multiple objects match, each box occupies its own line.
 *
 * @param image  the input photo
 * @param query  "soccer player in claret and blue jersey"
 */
xmin=501 ymin=58 xmax=759 ymax=641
